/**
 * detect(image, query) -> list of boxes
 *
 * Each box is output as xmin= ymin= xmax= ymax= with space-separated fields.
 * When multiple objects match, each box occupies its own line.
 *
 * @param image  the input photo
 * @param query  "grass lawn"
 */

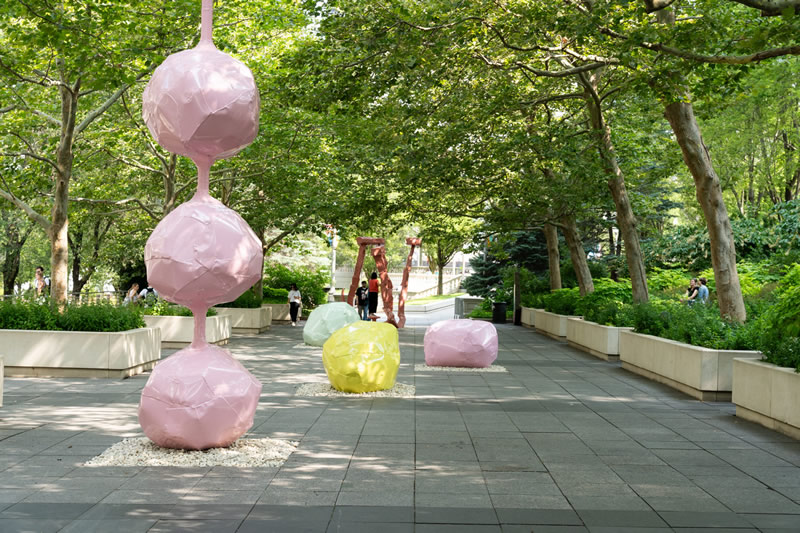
xmin=407 ymin=292 xmax=466 ymax=306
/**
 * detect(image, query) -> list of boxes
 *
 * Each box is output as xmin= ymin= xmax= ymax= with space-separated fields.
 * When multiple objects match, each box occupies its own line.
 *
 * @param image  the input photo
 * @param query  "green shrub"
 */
xmin=263 ymin=263 xmax=328 ymax=309
xmin=647 ymin=267 xmax=691 ymax=294
xmin=541 ymin=288 xmax=580 ymax=315
xmin=0 ymin=300 xmax=144 ymax=332
xmin=576 ymin=278 xmax=632 ymax=321
xmin=144 ymin=299 xmax=216 ymax=317
xmin=262 ymin=287 xmax=289 ymax=304
xmin=218 ymin=290 xmax=263 ymax=308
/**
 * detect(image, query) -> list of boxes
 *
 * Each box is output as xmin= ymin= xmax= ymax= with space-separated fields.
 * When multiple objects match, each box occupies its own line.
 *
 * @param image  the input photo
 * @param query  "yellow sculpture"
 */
xmin=322 ymin=321 xmax=401 ymax=393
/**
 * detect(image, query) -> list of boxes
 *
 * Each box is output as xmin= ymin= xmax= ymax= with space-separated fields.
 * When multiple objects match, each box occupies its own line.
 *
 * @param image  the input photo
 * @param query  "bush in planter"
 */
xmin=262 ymin=287 xmax=289 ymax=304
xmin=541 ymin=288 xmax=580 ymax=315
xmin=218 ymin=290 xmax=263 ymax=308
xmin=262 ymin=263 xmax=327 ymax=309
xmin=0 ymin=300 xmax=144 ymax=332
xmin=575 ymin=278 xmax=632 ymax=320
xmin=144 ymin=299 xmax=216 ymax=317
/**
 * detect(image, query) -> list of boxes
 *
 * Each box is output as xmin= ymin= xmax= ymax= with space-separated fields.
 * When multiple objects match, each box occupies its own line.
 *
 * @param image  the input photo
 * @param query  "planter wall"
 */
xmin=144 ymin=315 xmax=231 ymax=348
xmin=0 ymin=328 xmax=161 ymax=378
xmin=567 ymin=319 xmax=632 ymax=361
xmin=520 ymin=307 xmax=535 ymax=328
xmin=533 ymin=309 xmax=581 ymax=339
xmin=733 ymin=358 xmax=800 ymax=440
xmin=262 ymin=303 xmax=291 ymax=323
xmin=215 ymin=306 xmax=272 ymax=334
xmin=619 ymin=330 xmax=760 ymax=401
xmin=1 ymin=356 xmax=3 ymax=407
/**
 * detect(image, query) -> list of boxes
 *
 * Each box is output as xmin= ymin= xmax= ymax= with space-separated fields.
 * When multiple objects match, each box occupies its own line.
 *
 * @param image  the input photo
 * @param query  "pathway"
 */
xmin=0 ymin=320 xmax=799 ymax=532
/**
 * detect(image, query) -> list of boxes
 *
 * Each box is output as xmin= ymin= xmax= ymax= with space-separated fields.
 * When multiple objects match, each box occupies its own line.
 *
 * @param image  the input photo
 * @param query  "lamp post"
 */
xmin=328 ymin=226 xmax=338 ymax=302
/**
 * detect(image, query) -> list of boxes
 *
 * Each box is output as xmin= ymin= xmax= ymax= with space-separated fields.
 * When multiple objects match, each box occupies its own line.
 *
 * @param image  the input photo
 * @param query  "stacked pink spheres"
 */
xmin=137 ymin=0 xmax=264 ymax=450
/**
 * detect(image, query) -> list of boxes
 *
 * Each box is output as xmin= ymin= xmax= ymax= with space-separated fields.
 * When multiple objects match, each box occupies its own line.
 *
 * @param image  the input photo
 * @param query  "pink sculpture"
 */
xmin=138 ymin=0 xmax=263 ymax=450
xmin=424 ymin=319 xmax=498 ymax=368
xmin=397 ymin=237 xmax=421 ymax=328
xmin=138 ymin=344 xmax=261 ymax=450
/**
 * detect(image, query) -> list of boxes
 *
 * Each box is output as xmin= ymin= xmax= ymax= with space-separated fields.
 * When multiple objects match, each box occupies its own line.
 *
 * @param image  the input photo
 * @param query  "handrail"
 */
xmin=410 ymin=274 xmax=466 ymax=300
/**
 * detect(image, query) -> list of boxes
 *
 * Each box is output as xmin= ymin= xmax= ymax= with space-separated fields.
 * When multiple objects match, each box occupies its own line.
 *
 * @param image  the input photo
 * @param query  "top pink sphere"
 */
xmin=142 ymin=43 xmax=260 ymax=162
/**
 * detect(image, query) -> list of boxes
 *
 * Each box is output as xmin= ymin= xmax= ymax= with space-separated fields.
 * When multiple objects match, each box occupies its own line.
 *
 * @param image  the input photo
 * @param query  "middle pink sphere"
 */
xmin=145 ymin=196 xmax=263 ymax=309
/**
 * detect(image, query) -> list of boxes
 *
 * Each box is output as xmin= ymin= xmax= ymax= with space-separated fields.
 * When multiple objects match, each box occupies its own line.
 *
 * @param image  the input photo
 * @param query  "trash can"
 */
xmin=492 ymin=302 xmax=507 ymax=324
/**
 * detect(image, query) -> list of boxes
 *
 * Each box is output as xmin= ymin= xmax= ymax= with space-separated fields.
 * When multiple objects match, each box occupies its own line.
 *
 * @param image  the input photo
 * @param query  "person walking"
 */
xmin=33 ymin=266 xmax=50 ymax=297
xmin=697 ymin=277 xmax=710 ymax=303
xmin=368 ymin=272 xmax=380 ymax=317
xmin=288 ymin=283 xmax=302 ymax=326
xmin=355 ymin=280 xmax=369 ymax=320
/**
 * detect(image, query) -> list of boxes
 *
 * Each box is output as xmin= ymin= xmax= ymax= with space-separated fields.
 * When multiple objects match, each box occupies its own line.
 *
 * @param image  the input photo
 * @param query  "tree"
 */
xmin=0 ymin=0 xmax=199 ymax=302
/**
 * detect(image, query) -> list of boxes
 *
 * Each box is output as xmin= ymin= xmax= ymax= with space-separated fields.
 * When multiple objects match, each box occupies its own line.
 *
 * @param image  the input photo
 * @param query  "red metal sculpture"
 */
xmin=397 ymin=237 xmax=421 ymax=328
xmin=346 ymin=236 xmax=421 ymax=329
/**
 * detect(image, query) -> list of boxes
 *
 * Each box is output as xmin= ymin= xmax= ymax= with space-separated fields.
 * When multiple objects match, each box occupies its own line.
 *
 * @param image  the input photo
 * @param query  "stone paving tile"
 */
xmin=2 ymin=323 xmax=800 ymax=532
xmin=58 ymin=518 xmax=157 ymax=532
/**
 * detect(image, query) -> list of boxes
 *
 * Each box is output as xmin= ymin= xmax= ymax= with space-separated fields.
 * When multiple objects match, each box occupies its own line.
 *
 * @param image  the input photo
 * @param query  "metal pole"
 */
xmin=329 ymin=228 xmax=337 ymax=302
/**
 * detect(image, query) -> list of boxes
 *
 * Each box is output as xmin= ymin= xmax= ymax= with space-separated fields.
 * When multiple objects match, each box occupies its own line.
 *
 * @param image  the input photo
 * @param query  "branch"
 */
xmin=726 ymin=0 xmax=800 ymax=16
xmin=642 ymin=41 xmax=800 ymax=64
xmin=643 ymin=0 xmax=678 ymax=13
xmin=0 ymin=173 xmax=51 ymax=230
xmin=75 ymin=64 xmax=157 ymax=135
xmin=0 ymin=149 xmax=61 ymax=174
xmin=397 ymin=16 xmax=484 ymax=32
xmin=520 ymin=93 xmax=584 ymax=107
xmin=600 ymin=26 xmax=800 ymax=64
xmin=67 ymin=196 xmax=160 ymax=221
xmin=475 ymin=53 xmax=613 ymax=77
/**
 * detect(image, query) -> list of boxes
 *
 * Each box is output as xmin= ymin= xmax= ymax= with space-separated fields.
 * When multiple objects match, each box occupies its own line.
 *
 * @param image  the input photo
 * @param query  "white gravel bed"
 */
xmin=295 ymin=382 xmax=415 ymax=398
xmin=84 ymin=437 xmax=297 ymax=467
xmin=414 ymin=363 xmax=507 ymax=373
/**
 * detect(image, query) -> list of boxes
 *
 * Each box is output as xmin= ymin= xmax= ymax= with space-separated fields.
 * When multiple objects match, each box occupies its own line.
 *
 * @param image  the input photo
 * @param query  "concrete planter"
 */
xmin=520 ymin=307 xmax=535 ymax=328
xmin=733 ymin=358 xmax=800 ymax=440
xmin=214 ymin=306 xmax=272 ymax=334
xmin=262 ymin=303 xmax=291 ymax=323
xmin=144 ymin=314 xmax=231 ymax=349
xmin=1 ymin=356 xmax=3 ymax=407
xmin=619 ymin=330 xmax=760 ymax=401
xmin=567 ymin=319 xmax=632 ymax=361
xmin=0 ymin=328 xmax=161 ymax=378
xmin=533 ymin=309 xmax=581 ymax=339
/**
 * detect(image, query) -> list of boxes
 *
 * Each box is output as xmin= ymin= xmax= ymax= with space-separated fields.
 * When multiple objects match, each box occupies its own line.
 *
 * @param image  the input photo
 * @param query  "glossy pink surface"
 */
xmin=139 ymin=344 xmax=262 ymax=450
xmin=424 ymin=319 xmax=498 ymax=368
xmin=142 ymin=43 xmax=259 ymax=162
xmin=144 ymin=195 xmax=262 ymax=310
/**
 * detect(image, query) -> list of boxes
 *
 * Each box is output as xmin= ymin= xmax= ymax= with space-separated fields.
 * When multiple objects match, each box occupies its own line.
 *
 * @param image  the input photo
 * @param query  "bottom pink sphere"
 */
xmin=424 ymin=319 xmax=498 ymax=368
xmin=138 ymin=344 xmax=262 ymax=450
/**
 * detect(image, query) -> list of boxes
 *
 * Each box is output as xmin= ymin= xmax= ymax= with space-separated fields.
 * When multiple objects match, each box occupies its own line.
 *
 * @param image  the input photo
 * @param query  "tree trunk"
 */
xmin=437 ymin=241 xmax=444 ymax=296
xmin=579 ymin=69 xmax=649 ymax=303
xmin=663 ymin=101 xmax=746 ymax=322
xmin=561 ymin=215 xmax=594 ymax=296
xmin=543 ymin=223 xmax=562 ymax=290
xmin=2 ymin=221 xmax=30 ymax=295
xmin=50 ymin=83 xmax=79 ymax=304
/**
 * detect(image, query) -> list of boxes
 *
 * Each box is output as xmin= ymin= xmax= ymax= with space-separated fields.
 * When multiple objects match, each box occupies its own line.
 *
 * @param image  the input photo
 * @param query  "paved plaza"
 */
xmin=1 ymin=316 xmax=800 ymax=532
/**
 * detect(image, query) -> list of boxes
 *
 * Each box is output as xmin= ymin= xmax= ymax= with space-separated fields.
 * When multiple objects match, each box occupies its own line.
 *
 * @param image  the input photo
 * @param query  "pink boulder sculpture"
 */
xmin=139 ymin=344 xmax=262 ymax=450
xmin=138 ymin=0 xmax=263 ymax=450
xmin=145 ymin=196 xmax=262 ymax=309
xmin=141 ymin=2 xmax=259 ymax=162
xmin=424 ymin=319 xmax=498 ymax=368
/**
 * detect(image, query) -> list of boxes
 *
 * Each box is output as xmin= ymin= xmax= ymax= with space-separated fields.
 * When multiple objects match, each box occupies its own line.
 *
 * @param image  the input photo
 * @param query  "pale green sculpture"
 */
xmin=302 ymin=302 xmax=361 ymax=346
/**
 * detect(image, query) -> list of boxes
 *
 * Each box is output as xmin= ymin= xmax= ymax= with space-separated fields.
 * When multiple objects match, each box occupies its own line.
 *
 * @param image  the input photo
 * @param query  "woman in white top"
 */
xmin=123 ymin=283 xmax=140 ymax=305
xmin=287 ymin=283 xmax=302 ymax=326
